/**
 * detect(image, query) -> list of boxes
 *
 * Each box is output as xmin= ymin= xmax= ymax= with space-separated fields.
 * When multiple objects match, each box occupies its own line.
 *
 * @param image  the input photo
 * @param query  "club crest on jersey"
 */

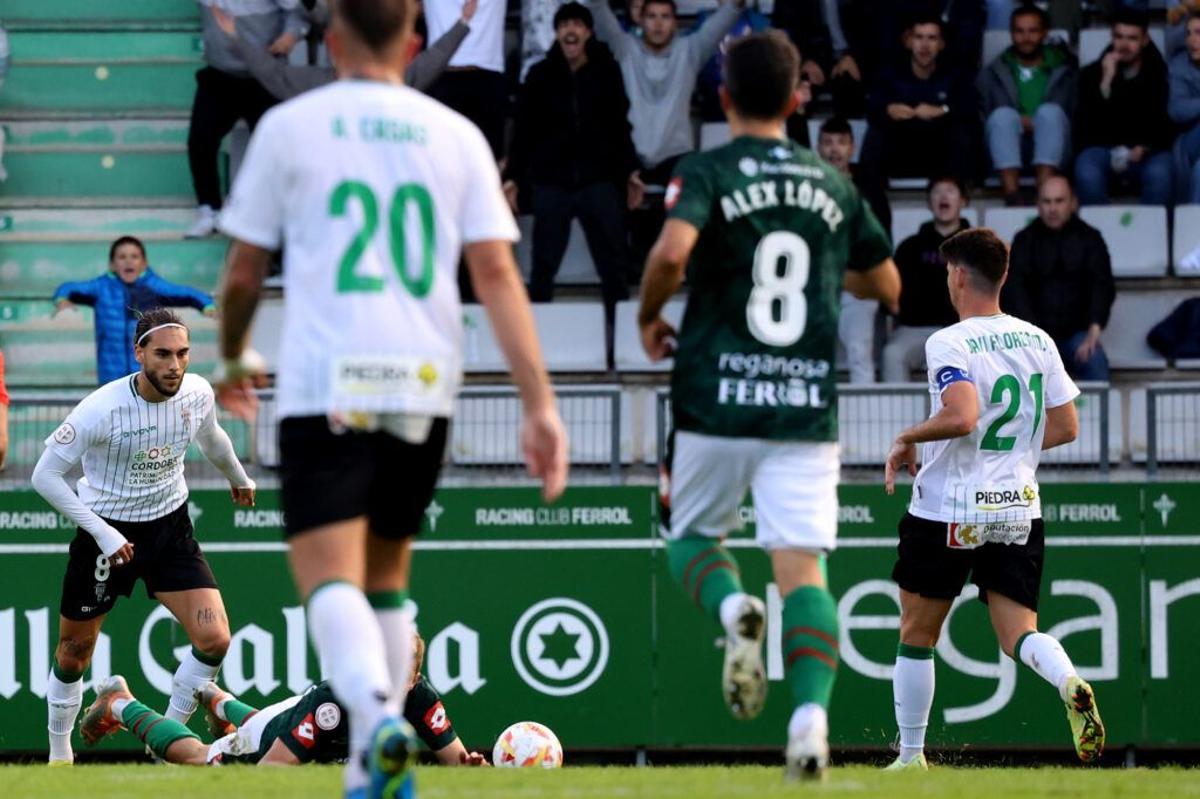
xmin=738 ymin=157 xmax=759 ymax=177
xmin=665 ymin=177 xmax=682 ymax=210
xmin=181 ymin=408 xmax=192 ymax=434
xmin=315 ymin=702 xmax=341 ymax=731
xmin=53 ymin=423 xmax=76 ymax=445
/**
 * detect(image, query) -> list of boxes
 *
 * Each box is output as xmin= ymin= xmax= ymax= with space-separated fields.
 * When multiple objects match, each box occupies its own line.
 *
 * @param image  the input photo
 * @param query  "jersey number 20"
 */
xmin=330 ymin=180 xmax=436 ymax=298
xmin=747 ymin=231 xmax=810 ymax=347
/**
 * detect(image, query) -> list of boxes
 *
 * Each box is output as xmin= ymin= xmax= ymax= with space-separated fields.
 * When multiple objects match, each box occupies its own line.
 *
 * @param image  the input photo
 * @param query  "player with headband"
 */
xmin=31 ymin=307 xmax=257 ymax=766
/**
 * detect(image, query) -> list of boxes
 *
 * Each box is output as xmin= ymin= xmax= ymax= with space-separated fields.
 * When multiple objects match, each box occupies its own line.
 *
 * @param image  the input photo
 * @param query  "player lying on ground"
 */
xmin=883 ymin=228 xmax=1104 ymax=771
xmin=638 ymin=31 xmax=900 ymax=782
xmin=81 ymin=658 xmax=486 ymax=765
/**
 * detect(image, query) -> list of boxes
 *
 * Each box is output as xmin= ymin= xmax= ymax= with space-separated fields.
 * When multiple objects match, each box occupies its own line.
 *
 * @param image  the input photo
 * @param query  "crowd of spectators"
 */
xmin=20 ymin=0 xmax=1194 ymax=383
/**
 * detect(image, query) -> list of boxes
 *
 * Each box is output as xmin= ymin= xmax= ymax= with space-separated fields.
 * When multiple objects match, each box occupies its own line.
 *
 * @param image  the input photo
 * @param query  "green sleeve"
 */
xmin=404 ymin=677 xmax=458 ymax=752
xmin=665 ymin=154 xmax=716 ymax=230
xmin=846 ymin=189 xmax=893 ymax=272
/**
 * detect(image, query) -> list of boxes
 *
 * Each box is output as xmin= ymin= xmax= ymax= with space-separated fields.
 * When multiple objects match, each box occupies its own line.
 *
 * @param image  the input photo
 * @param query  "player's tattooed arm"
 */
xmin=197 ymin=607 xmax=220 ymax=626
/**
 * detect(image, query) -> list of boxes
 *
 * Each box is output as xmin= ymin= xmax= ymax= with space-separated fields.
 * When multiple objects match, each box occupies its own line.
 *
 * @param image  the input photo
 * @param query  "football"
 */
xmin=491 ymin=721 xmax=564 ymax=768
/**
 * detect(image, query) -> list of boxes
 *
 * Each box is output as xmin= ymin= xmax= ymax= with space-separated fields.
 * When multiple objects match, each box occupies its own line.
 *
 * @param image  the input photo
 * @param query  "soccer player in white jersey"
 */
xmin=30 ymin=308 xmax=257 ymax=766
xmin=212 ymin=1 xmax=568 ymax=797
xmin=883 ymin=228 xmax=1104 ymax=770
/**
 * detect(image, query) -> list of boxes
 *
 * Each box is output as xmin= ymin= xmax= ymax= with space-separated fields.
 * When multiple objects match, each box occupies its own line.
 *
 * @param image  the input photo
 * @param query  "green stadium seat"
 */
xmin=4 ymin=0 xmax=199 ymax=25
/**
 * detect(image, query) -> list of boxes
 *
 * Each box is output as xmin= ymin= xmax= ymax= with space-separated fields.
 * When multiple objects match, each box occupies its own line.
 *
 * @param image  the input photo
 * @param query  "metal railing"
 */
xmin=0 ymin=380 xmax=1160 ymax=490
xmin=1146 ymin=382 xmax=1200 ymax=478
xmin=0 ymin=386 xmax=627 ymax=489
xmin=655 ymin=382 xmax=1111 ymax=473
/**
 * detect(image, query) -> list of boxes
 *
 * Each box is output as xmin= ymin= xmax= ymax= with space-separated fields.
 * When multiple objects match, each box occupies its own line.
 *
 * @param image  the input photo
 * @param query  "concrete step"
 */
xmin=3 ymin=118 xmax=189 ymax=148
xmin=0 ymin=62 xmax=199 ymax=112
xmin=1 ymin=147 xmax=199 ymax=199
xmin=9 ymin=30 xmax=204 ymax=62
xmin=0 ymin=207 xmax=201 ymax=237
xmin=4 ymin=0 xmax=199 ymax=24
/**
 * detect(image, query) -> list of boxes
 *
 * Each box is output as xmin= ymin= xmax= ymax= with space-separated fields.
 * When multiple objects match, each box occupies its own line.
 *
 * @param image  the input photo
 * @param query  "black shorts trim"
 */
xmin=891 ymin=512 xmax=1045 ymax=612
xmin=278 ymin=415 xmax=448 ymax=540
xmin=60 ymin=501 xmax=218 ymax=621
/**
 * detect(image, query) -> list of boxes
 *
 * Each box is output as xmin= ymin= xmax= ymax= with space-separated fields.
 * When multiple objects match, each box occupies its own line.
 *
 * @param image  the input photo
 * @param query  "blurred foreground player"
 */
xmin=214 ymin=0 xmax=568 ymax=796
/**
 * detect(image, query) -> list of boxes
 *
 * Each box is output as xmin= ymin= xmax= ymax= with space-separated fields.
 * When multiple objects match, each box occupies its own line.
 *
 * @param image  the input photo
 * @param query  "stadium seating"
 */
xmin=1171 ymin=204 xmax=1200 ymax=275
xmin=612 ymin=298 xmax=687 ymax=373
xmin=890 ymin=206 xmax=980 ymax=248
xmin=1100 ymin=289 xmax=1193 ymax=370
xmin=1078 ymin=206 xmax=1170 ymax=278
xmin=978 ymin=206 xmax=1037 ymax=246
xmin=462 ymin=303 xmax=607 ymax=373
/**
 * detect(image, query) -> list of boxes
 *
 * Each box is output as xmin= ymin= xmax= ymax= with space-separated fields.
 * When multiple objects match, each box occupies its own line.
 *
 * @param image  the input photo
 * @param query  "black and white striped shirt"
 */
xmin=44 ymin=373 xmax=219 ymax=522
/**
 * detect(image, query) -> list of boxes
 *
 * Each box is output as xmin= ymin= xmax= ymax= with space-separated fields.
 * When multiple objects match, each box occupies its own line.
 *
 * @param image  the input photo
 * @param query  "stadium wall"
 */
xmin=0 ymin=484 xmax=1196 ymax=753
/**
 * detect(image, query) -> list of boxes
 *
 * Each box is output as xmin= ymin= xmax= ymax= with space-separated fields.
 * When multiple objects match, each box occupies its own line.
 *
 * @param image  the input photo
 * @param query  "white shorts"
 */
xmin=665 ymin=430 xmax=840 ymax=552
xmin=205 ymin=694 xmax=300 ymax=764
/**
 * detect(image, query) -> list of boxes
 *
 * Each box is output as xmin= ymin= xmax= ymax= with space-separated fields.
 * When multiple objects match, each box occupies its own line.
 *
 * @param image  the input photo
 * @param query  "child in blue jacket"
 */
xmin=52 ymin=236 xmax=216 ymax=384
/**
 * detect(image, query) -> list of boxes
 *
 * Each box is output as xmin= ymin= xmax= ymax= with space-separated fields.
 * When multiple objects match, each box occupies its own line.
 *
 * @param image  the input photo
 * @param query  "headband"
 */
xmin=137 ymin=322 xmax=187 ymax=346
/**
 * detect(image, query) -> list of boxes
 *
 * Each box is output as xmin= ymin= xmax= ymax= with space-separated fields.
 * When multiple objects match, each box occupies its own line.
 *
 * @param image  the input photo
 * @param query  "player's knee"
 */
xmin=898 ymin=617 xmax=940 ymax=649
xmin=55 ymin=636 xmax=96 ymax=675
xmin=193 ymin=629 xmax=231 ymax=659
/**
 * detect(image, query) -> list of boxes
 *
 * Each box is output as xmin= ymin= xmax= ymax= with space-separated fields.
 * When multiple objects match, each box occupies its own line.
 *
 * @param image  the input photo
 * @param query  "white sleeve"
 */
xmin=218 ymin=110 xmax=286 ymax=250
xmin=457 ymin=124 xmax=520 ymax=244
xmin=924 ymin=333 xmax=973 ymax=393
xmin=43 ymin=406 xmax=96 ymax=464
xmin=1044 ymin=343 xmax=1081 ymax=407
xmin=32 ymin=449 xmax=128 ymax=558
xmin=194 ymin=393 xmax=255 ymax=489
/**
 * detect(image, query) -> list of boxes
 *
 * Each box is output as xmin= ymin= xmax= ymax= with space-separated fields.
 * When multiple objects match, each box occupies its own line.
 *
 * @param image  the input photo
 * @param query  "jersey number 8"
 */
xmin=330 ymin=180 xmax=436 ymax=298
xmin=746 ymin=231 xmax=810 ymax=347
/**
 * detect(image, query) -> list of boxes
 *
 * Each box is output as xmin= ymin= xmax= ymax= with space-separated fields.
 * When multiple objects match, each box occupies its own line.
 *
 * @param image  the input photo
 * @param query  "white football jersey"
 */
xmin=908 ymin=314 xmax=1079 ymax=524
xmin=219 ymin=80 xmax=519 ymax=420
xmin=44 ymin=374 xmax=218 ymax=522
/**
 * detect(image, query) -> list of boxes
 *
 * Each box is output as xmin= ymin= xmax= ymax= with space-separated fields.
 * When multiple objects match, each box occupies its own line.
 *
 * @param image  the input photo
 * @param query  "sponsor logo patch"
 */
xmin=424 ymin=701 xmax=449 ymax=734
xmin=292 ymin=714 xmax=316 ymax=748
xmin=664 ymin=177 xmax=682 ymax=210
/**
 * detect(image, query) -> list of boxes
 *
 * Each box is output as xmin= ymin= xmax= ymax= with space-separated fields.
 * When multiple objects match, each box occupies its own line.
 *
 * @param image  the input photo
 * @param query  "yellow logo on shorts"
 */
xmin=418 ymin=362 xmax=438 ymax=387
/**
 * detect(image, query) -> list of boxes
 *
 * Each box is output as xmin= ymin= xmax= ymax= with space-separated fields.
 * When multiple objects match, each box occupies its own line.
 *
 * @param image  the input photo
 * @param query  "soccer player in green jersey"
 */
xmin=637 ymin=31 xmax=901 ymax=779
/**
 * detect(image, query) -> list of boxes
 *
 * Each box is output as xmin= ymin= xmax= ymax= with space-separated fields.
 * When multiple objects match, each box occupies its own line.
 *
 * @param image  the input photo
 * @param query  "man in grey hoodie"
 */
xmin=978 ymin=4 xmax=1076 ymax=204
xmin=209 ymin=0 xmax=475 ymax=100
xmin=585 ymin=0 xmax=743 ymax=184
xmin=186 ymin=0 xmax=309 ymax=239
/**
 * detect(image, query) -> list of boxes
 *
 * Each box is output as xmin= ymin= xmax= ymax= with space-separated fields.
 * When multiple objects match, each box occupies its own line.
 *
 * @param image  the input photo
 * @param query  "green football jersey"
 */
xmin=665 ymin=136 xmax=892 ymax=441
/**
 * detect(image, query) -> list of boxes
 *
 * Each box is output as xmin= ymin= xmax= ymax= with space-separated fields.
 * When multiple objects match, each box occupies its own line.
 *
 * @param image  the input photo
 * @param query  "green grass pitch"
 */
xmin=3 ymin=764 xmax=1198 ymax=799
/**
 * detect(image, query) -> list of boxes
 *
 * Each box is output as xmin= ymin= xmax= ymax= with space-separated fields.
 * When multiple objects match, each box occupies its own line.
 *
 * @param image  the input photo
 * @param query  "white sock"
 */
xmin=112 ymin=697 xmax=131 ymax=717
xmin=893 ymin=652 xmax=935 ymax=762
xmin=1017 ymin=632 xmax=1078 ymax=702
xmin=719 ymin=592 xmax=750 ymax=638
xmin=372 ymin=602 xmax=416 ymax=715
xmin=166 ymin=649 xmax=222 ymax=724
xmin=47 ymin=670 xmax=83 ymax=763
xmin=787 ymin=702 xmax=828 ymax=739
xmin=308 ymin=582 xmax=397 ymax=792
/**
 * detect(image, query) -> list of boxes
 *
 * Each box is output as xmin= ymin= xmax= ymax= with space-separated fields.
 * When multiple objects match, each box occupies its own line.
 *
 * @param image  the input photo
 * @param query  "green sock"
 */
xmin=782 ymin=586 xmax=840 ymax=710
xmin=120 ymin=700 xmax=199 ymax=759
xmin=666 ymin=537 xmax=743 ymax=623
xmin=221 ymin=698 xmax=258 ymax=727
